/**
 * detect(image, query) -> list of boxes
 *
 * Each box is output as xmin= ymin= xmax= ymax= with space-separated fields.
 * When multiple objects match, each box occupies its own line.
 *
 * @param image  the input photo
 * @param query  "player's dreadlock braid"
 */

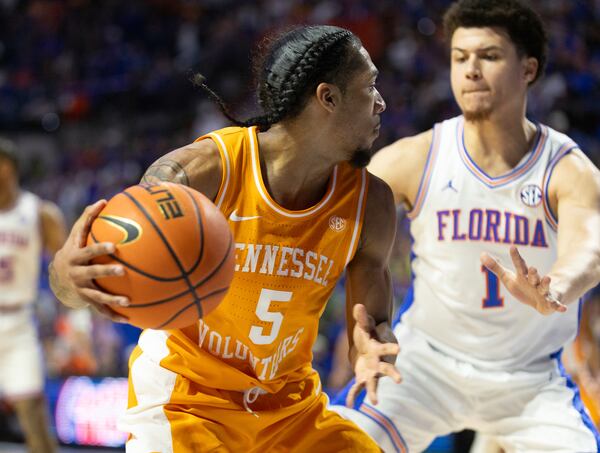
xmin=192 ymin=25 xmax=363 ymax=131
xmin=255 ymin=29 xmax=353 ymax=128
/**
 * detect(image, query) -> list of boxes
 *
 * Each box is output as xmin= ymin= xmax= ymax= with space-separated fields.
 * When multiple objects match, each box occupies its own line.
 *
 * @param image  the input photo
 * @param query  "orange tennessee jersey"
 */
xmin=154 ymin=126 xmax=369 ymax=394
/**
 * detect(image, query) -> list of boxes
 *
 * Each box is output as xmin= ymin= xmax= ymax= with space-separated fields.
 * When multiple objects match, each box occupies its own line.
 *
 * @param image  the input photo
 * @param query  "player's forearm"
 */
xmin=350 ymin=273 xmax=397 ymax=363
xmin=549 ymin=247 xmax=600 ymax=305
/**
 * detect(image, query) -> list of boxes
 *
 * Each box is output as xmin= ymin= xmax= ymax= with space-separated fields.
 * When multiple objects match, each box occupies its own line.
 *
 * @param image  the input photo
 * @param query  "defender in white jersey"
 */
xmin=0 ymin=139 xmax=67 ymax=453
xmin=332 ymin=1 xmax=600 ymax=452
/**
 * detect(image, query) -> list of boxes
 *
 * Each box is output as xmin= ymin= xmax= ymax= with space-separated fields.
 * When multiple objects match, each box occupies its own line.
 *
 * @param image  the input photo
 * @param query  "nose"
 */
xmin=374 ymin=89 xmax=386 ymax=114
xmin=466 ymin=55 xmax=482 ymax=81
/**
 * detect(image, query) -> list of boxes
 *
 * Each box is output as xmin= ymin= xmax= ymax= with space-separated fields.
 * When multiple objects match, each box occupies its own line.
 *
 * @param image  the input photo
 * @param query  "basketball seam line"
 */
xmin=123 ymin=190 xmax=202 ymax=315
xmin=90 ymin=230 xmax=234 ymax=308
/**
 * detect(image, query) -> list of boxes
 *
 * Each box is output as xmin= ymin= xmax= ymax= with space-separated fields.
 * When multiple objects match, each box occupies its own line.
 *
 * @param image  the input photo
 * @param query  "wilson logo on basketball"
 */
xmin=520 ymin=184 xmax=542 ymax=207
xmin=329 ymin=216 xmax=346 ymax=232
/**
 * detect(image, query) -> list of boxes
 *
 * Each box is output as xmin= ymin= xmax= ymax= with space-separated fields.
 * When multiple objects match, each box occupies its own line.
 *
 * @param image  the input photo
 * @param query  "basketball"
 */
xmin=86 ymin=182 xmax=234 ymax=330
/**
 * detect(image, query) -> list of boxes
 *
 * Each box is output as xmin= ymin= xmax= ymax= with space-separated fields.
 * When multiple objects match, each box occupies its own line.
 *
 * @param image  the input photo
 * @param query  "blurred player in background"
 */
xmin=564 ymin=287 xmax=600 ymax=429
xmin=333 ymin=1 xmax=600 ymax=452
xmin=49 ymin=25 xmax=402 ymax=452
xmin=0 ymin=138 xmax=67 ymax=453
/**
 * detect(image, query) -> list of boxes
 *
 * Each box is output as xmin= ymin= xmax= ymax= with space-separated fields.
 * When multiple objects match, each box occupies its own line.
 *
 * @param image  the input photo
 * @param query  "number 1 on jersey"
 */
xmin=482 ymin=266 xmax=504 ymax=308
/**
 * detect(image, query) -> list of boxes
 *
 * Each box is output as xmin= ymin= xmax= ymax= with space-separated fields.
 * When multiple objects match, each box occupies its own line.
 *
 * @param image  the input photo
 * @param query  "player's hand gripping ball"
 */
xmin=86 ymin=182 xmax=234 ymax=329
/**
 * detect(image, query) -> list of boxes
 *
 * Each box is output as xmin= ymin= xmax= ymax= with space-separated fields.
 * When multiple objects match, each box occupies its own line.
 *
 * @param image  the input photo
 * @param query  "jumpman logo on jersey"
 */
xmin=442 ymin=179 xmax=458 ymax=193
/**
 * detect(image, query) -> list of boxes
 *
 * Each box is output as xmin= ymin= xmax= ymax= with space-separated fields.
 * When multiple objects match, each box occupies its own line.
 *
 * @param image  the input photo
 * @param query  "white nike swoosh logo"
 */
xmin=229 ymin=210 xmax=261 ymax=222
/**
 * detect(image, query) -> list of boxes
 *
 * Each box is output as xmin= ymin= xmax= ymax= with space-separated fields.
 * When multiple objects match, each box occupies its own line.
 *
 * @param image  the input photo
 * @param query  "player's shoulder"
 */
xmin=542 ymin=124 xmax=600 ymax=208
xmin=365 ymin=172 xmax=395 ymax=210
xmin=551 ymin=148 xmax=600 ymax=193
xmin=371 ymin=129 xmax=433 ymax=166
xmin=143 ymin=132 xmax=226 ymax=200
xmin=541 ymin=123 xmax=599 ymax=179
xmin=368 ymin=129 xmax=433 ymax=207
xmin=39 ymin=198 xmax=66 ymax=232
xmin=16 ymin=190 xmax=42 ymax=212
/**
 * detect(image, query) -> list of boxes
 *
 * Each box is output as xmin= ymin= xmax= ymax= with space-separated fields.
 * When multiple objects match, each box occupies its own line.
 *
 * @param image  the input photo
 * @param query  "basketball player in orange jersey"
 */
xmin=48 ymin=25 xmax=402 ymax=452
xmin=0 ymin=139 xmax=67 ymax=453
xmin=331 ymin=1 xmax=600 ymax=452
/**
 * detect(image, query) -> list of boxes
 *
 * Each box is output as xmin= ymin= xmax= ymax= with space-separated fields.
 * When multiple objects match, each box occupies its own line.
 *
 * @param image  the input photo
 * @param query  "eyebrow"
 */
xmin=451 ymin=46 xmax=503 ymax=53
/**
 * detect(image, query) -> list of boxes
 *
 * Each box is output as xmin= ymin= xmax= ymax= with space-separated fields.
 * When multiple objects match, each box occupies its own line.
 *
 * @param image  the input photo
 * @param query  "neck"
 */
xmin=257 ymin=120 xmax=339 ymax=211
xmin=463 ymin=113 xmax=537 ymax=175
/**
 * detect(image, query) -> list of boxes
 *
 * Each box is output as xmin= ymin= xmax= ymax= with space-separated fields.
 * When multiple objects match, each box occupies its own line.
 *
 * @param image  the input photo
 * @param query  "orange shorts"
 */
xmin=121 ymin=345 xmax=380 ymax=452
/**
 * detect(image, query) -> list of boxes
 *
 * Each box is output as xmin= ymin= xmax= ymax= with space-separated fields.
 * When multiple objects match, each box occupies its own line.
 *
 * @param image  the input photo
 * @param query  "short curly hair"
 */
xmin=443 ymin=0 xmax=548 ymax=83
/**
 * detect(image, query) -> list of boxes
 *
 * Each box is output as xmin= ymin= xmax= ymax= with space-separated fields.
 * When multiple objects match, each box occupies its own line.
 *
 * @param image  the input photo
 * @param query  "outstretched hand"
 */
xmin=50 ymin=200 xmax=129 ymax=322
xmin=346 ymin=304 xmax=401 ymax=408
xmin=481 ymin=246 xmax=567 ymax=315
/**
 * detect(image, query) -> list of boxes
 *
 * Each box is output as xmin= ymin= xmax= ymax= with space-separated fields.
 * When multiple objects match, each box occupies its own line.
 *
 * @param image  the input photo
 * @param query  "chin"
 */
xmin=463 ymin=107 xmax=493 ymax=122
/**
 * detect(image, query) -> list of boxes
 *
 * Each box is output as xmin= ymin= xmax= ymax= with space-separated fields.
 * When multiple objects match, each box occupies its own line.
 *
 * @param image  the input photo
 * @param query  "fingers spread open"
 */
xmin=346 ymin=381 xmax=364 ymax=408
xmin=378 ymin=362 xmax=402 ymax=383
xmin=539 ymin=275 xmax=551 ymax=295
xmin=527 ymin=267 xmax=540 ymax=287
xmin=480 ymin=252 xmax=505 ymax=279
xmin=374 ymin=341 xmax=400 ymax=357
xmin=366 ymin=377 xmax=379 ymax=405
xmin=353 ymin=304 xmax=373 ymax=331
xmin=509 ymin=246 xmax=528 ymax=276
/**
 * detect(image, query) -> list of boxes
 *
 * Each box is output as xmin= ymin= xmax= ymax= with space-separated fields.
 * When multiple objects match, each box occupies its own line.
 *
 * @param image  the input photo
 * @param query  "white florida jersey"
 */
xmin=0 ymin=191 xmax=42 ymax=306
xmin=401 ymin=115 xmax=581 ymax=370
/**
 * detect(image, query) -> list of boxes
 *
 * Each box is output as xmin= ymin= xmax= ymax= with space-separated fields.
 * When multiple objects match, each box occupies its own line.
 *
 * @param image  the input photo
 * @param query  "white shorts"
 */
xmin=0 ymin=309 xmax=44 ymax=399
xmin=331 ymin=323 xmax=600 ymax=453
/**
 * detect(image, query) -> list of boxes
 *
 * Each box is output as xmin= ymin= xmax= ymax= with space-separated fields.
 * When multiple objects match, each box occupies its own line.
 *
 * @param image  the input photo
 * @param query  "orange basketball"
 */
xmin=86 ymin=182 xmax=234 ymax=330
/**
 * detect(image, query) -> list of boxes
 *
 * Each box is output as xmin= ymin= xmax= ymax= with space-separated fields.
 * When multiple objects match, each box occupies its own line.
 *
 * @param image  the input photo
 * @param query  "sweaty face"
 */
xmin=450 ymin=27 xmax=537 ymax=122
xmin=339 ymin=47 xmax=386 ymax=167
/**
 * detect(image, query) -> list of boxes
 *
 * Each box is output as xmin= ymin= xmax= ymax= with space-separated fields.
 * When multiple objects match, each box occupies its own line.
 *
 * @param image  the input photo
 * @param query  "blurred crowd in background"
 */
xmin=0 ymin=0 xmax=599 ymax=389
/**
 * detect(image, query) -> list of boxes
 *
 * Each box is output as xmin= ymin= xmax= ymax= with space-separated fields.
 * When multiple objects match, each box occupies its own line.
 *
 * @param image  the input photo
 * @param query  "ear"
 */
xmin=523 ymin=57 xmax=539 ymax=84
xmin=315 ymin=82 xmax=342 ymax=113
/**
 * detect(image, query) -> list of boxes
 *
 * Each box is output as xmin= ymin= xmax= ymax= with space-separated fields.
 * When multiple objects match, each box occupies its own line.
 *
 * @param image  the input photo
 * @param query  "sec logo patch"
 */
xmin=329 ymin=216 xmax=346 ymax=232
xmin=520 ymin=184 xmax=542 ymax=207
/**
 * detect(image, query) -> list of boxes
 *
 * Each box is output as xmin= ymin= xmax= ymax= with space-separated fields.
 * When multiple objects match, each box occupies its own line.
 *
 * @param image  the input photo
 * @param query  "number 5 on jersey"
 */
xmin=249 ymin=289 xmax=292 ymax=345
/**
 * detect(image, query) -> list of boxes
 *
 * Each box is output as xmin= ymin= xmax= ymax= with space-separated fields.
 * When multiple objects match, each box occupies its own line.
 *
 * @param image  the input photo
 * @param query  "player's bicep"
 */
xmin=552 ymin=150 xmax=600 ymax=254
xmin=355 ymin=176 xmax=397 ymax=265
xmin=346 ymin=177 xmax=397 ymax=323
xmin=141 ymin=139 xmax=223 ymax=201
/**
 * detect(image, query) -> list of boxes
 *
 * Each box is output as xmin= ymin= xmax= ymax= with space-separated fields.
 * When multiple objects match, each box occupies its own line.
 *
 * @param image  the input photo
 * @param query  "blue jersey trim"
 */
xmin=542 ymin=145 xmax=578 ymax=231
xmin=457 ymin=119 xmax=545 ymax=189
xmin=360 ymin=403 xmax=408 ymax=453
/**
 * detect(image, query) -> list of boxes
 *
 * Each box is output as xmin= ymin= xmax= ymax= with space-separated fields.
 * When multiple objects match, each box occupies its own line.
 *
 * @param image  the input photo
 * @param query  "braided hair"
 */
xmin=193 ymin=25 xmax=364 ymax=131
